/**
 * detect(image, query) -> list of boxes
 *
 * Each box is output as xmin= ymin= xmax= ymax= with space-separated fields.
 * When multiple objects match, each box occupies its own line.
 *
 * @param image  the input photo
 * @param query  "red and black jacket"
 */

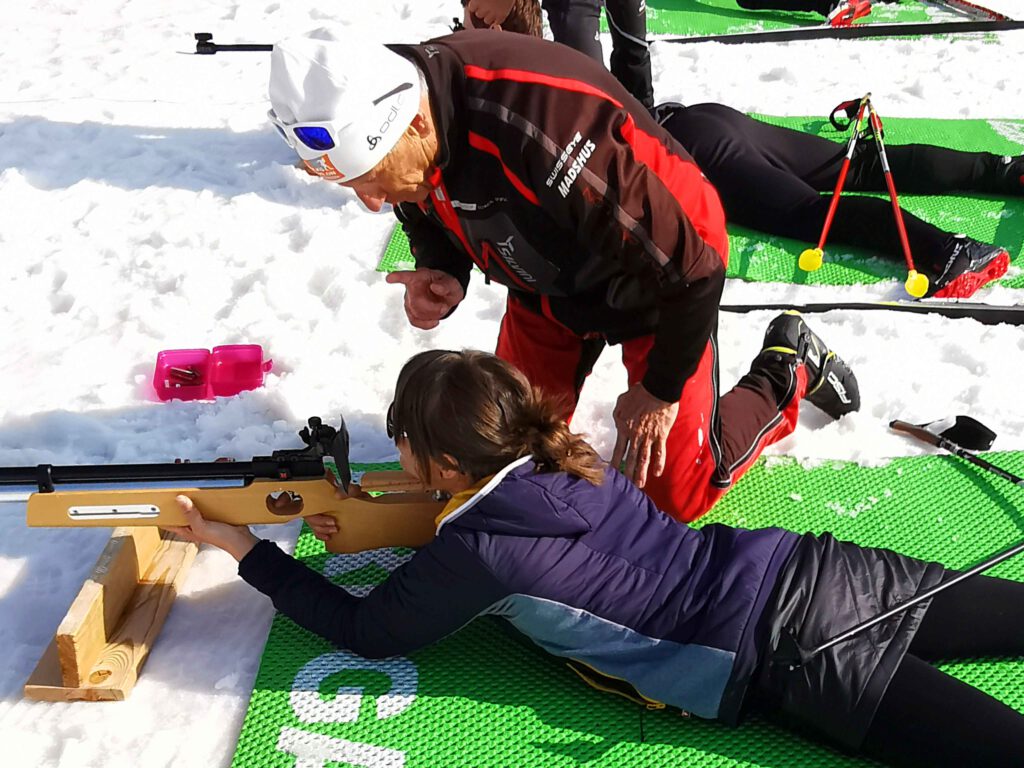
xmin=391 ymin=31 xmax=728 ymax=403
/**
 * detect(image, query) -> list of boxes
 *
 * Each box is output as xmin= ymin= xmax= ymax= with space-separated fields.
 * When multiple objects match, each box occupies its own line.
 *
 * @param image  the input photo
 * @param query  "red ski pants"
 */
xmin=495 ymin=296 xmax=808 ymax=522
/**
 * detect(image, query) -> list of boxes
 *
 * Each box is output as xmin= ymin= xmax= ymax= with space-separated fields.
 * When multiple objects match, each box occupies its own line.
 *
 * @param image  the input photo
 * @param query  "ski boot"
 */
xmin=927 ymin=234 xmax=1009 ymax=299
xmin=828 ymin=0 xmax=872 ymax=26
xmin=992 ymin=155 xmax=1024 ymax=195
xmin=761 ymin=311 xmax=860 ymax=419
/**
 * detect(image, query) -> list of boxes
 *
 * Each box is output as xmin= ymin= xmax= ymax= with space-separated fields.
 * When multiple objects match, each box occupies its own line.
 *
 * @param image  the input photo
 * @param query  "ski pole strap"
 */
xmin=829 ymin=98 xmax=862 ymax=131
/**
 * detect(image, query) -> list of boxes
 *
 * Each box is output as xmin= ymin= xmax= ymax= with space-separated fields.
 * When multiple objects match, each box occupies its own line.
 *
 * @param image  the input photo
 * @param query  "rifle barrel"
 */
xmin=0 ymin=457 xmax=325 ymax=490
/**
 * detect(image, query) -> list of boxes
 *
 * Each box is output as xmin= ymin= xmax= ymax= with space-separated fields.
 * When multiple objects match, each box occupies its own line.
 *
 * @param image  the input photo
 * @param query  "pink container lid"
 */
xmin=209 ymin=345 xmax=274 ymax=397
xmin=153 ymin=345 xmax=272 ymax=401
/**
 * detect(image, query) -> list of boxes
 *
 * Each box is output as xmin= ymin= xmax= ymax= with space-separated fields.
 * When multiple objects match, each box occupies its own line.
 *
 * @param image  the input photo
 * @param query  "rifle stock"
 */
xmin=26 ymin=473 xmax=444 ymax=554
xmin=16 ymin=417 xmax=446 ymax=554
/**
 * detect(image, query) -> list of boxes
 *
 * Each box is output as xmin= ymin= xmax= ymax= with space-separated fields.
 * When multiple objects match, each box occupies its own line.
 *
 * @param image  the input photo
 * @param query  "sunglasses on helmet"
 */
xmin=267 ymin=109 xmax=338 ymax=159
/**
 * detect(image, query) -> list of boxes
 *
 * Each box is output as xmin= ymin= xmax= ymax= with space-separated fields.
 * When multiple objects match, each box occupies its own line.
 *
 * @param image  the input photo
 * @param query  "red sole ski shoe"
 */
xmin=928 ymin=235 xmax=1010 ymax=299
xmin=828 ymin=0 xmax=872 ymax=27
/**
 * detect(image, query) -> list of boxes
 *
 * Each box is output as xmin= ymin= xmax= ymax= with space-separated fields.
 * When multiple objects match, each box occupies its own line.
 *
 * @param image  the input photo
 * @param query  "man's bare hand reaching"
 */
xmin=386 ymin=268 xmax=465 ymax=330
xmin=610 ymin=383 xmax=679 ymax=489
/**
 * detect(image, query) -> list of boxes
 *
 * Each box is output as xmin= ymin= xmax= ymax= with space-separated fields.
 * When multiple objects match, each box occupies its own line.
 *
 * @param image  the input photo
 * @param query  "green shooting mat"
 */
xmin=632 ymin=0 xmax=936 ymax=38
xmin=230 ymin=452 xmax=1023 ymax=768
xmin=378 ymin=116 xmax=1024 ymax=292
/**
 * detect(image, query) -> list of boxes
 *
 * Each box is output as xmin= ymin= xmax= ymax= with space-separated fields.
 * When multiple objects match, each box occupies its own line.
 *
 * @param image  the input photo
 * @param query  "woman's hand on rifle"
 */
xmin=305 ymin=471 xmax=373 ymax=546
xmin=166 ymin=495 xmax=260 ymax=562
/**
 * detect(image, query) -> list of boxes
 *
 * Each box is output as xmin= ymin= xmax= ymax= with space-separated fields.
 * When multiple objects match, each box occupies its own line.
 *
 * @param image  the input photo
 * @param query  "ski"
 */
xmin=661 ymin=18 xmax=1024 ymax=45
xmin=925 ymin=0 xmax=1011 ymax=21
xmin=720 ymin=300 xmax=1024 ymax=325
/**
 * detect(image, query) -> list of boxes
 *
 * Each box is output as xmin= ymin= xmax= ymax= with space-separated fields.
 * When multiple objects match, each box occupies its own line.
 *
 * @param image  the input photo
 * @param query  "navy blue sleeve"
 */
xmin=237 ymin=535 xmax=507 ymax=658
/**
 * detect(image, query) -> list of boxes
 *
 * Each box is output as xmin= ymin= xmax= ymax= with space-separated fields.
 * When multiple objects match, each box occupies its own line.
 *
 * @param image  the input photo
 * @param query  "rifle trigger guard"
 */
xmin=266 ymin=490 xmax=305 ymax=516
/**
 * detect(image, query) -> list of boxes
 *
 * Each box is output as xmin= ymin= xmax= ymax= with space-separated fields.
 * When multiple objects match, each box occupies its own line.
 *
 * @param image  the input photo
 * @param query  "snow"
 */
xmin=0 ymin=1 xmax=1022 ymax=765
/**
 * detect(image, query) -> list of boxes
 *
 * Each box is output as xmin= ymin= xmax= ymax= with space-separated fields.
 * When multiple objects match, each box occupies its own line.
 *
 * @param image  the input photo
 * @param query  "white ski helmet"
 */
xmin=268 ymin=31 xmax=422 ymax=181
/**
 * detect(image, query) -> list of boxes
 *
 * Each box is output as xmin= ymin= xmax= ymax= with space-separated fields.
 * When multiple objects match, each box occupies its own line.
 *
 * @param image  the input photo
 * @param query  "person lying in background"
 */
xmin=472 ymin=0 xmax=1017 ymax=299
xmin=169 ymin=348 xmax=1024 ymax=768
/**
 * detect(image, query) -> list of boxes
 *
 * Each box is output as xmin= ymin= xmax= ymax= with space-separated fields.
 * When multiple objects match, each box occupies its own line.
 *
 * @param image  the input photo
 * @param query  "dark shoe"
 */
xmin=927 ymin=234 xmax=1009 ymax=299
xmin=828 ymin=0 xmax=872 ymax=26
xmin=993 ymin=155 xmax=1024 ymax=195
xmin=762 ymin=311 xmax=860 ymax=419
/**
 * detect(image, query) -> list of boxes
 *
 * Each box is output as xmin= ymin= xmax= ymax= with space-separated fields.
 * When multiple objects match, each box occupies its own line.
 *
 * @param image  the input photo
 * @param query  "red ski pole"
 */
xmin=866 ymin=101 xmax=929 ymax=298
xmin=799 ymin=94 xmax=871 ymax=272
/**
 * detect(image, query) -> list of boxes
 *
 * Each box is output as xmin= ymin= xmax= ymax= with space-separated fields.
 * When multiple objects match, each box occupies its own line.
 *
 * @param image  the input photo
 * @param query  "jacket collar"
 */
xmin=388 ymin=36 xmax=466 ymax=178
xmin=435 ymin=455 xmax=533 ymax=533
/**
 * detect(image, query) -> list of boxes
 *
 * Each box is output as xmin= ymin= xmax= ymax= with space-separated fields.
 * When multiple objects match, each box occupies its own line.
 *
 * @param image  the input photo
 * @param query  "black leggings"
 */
xmin=541 ymin=0 xmax=654 ymax=108
xmin=661 ymin=103 xmax=1007 ymax=273
xmin=859 ymin=574 xmax=1024 ymax=768
xmin=735 ymin=0 xmax=901 ymax=15
xmin=736 ymin=0 xmax=834 ymax=15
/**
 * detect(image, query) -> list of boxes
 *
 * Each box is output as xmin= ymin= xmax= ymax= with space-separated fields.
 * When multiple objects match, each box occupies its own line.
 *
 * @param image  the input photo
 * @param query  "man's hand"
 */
xmin=610 ymin=384 xmax=679 ymax=489
xmin=385 ymin=268 xmax=465 ymax=330
xmin=165 ymin=495 xmax=260 ymax=562
xmin=465 ymin=0 xmax=515 ymax=25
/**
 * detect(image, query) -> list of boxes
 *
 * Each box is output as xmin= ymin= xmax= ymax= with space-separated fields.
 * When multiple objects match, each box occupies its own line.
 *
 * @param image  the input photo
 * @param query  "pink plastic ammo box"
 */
xmin=153 ymin=345 xmax=273 ymax=401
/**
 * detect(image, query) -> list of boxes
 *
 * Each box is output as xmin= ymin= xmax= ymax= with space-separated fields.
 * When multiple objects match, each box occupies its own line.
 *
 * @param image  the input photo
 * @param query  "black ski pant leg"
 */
xmin=604 ymin=0 xmax=654 ymax=108
xmin=861 ymin=654 xmax=1024 ymax=768
xmin=860 ymin=574 xmax=1024 ymax=768
xmin=662 ymin=104 xmax=845 ymax=246
xmin=735 ymin=0 xmax=833 ymax=15
xmin=833 ymin=143 xmax=1006 ymax=194
xmin=542 ymin=0 xmax=604 ymax=61
xmin=712 ymin=348 xmax=803 ymax=488
xmin=909 ymin=573 xmax=1024 ymax=659
xmin=820 ymin=197 xmax=954 ymax=273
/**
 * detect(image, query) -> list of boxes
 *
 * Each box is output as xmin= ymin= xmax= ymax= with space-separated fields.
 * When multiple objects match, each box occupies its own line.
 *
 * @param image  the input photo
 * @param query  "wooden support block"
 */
xmin=56 ymin=527 xmax=161 ymax=687
xmin=24 ymin=528 xmax=198 ymax=702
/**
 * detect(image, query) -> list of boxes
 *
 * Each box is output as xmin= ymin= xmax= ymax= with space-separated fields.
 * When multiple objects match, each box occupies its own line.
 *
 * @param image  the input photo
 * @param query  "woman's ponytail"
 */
xmin=509 ymin=388 xmax=604 ymax=485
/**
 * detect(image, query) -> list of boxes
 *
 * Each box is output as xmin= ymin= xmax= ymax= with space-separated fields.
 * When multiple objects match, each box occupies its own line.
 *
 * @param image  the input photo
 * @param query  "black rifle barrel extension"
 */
xmin=194 ymin=33 xmax=272 ymax=54
xmin=0 ymin=417 xmax=345 ymax=492
xmin=0 ymin=456 xmax=326 ymax=492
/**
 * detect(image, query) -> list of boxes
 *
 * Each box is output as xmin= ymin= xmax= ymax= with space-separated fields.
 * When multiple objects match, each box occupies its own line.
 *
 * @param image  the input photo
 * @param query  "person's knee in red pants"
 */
xmin=495 ymin=296 xmax=605 ymax=421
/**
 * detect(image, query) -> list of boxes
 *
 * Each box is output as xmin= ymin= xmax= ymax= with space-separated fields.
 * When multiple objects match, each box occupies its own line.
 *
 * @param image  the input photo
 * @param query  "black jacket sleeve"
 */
xmin=641 ymin=260 xmax=724 ymax=402
xmin=395 ymin=202 xmax=473 ymax=297
xmin=238 ymin=535 xmax=507 ymax=658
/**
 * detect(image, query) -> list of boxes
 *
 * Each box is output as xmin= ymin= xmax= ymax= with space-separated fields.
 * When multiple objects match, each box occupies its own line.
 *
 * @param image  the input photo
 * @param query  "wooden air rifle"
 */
xmin=8 ymin=416 xmax=443 ymax=553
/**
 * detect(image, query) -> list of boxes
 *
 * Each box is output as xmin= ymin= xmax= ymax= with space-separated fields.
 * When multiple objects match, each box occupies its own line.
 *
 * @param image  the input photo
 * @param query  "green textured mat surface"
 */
xmin=627 ymin=0 xmax=934 ymax=37
xmin=378 ymin=116 xmax=1024 ymax=291
xmin=231 ymin=453 xmax=1023 ymax=768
